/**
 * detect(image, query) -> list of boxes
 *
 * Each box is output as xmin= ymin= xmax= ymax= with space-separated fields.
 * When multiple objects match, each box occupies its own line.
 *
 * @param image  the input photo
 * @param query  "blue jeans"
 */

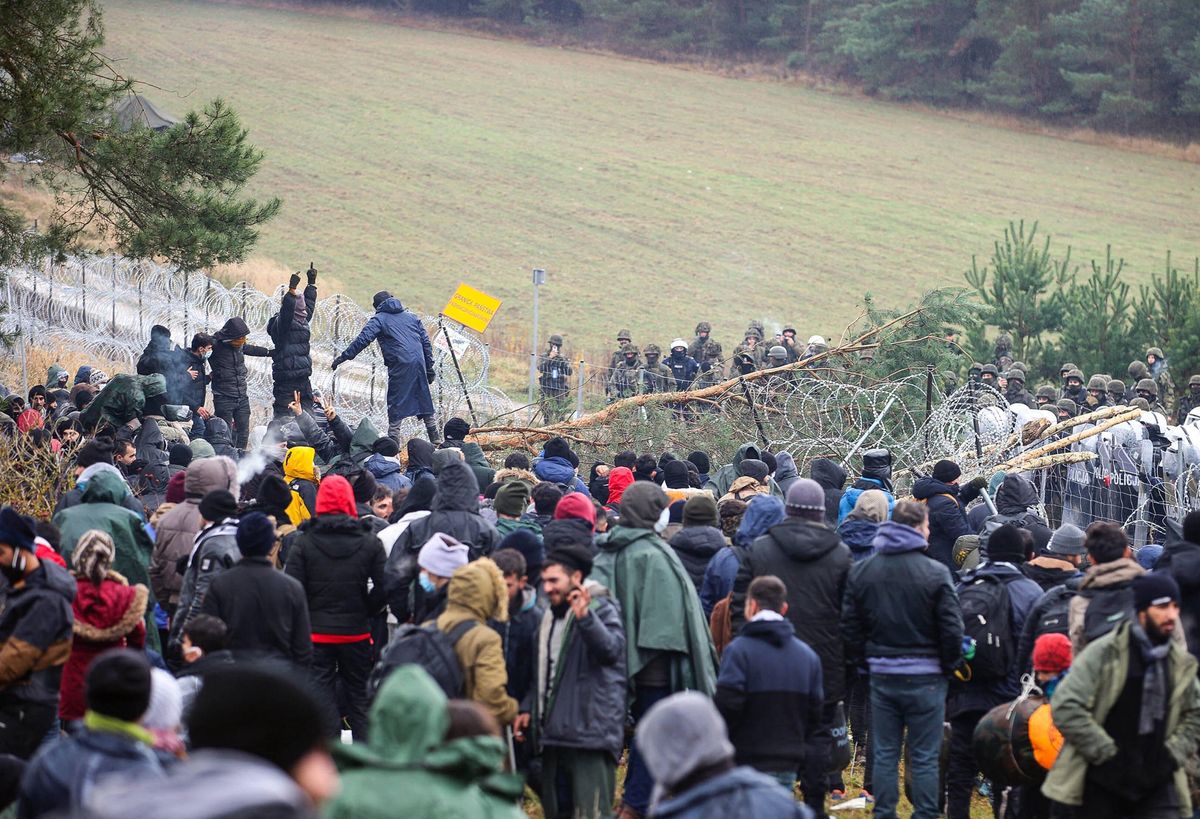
xmin=190 ymin=412 xmax=207 ymax=439
xmin=622 ymin=685 xmax=673 ymax=814
xmin=870 ymin=673 xmax=947 ymax=819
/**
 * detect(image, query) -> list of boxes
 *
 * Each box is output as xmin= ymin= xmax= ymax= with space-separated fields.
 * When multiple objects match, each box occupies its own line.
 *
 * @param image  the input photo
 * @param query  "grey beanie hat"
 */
xmin=618 ymin=482 xmax=669 ymax=530
xmin=785 ymin=478 xmax=826 ymax=519
xmin=635 ymin=692 xmax=734 ymax=795
xmin=1047 ymin=523 xmax=1087 ymax=556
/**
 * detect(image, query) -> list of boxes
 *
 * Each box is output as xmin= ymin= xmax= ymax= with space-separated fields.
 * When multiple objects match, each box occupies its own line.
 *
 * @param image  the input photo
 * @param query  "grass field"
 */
xmin=97 ymin=0 xmax=1200 ymax=352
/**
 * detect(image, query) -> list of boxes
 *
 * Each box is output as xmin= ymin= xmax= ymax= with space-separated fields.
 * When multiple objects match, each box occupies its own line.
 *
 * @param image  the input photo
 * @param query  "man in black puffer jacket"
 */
xmin=284 ymin=474 xmax=386 ymax=741
xmin=911 ymin=460 xmax=981 ymax=574
xmin=669 ymin=494 xmax=725 ymax=592
xmin=384 ymin=460 xmax=499 ymax=624
xmin=268 ymin=268 xmax=318 ymax=421
xmin=730 ymin=478 xmax=851 ymax=817
xmin=210 ymin=316 xmax=272 ymax=450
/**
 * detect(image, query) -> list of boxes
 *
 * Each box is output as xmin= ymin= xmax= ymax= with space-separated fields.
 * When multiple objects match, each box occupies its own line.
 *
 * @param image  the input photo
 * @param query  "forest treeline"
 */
xmin=306 ymin=0 xmax=1200 ymax=138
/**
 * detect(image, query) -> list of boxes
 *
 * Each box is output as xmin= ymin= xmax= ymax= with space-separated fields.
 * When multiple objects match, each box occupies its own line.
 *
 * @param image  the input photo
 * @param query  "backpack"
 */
xmin=959 ymin=573 xmax=1015 ymax=680
xmin=1031 ymin=586 xmax=1074 ymax=641
xmin=1081 ymin=585 xmax=1134 ymax=645
xmin=368 ymin=620 xmax=478 ymax=700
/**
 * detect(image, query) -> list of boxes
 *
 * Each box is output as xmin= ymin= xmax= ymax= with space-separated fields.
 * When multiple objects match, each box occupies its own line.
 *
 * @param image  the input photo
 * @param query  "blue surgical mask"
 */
xmin=419 ymin=571 xmax=436 ymax=594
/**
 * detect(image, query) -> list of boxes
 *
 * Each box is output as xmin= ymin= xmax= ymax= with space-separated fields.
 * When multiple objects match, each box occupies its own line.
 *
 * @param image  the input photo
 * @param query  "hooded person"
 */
xmin=837 ymin=449 xmax=895 ymax=525
xmin=78 ymin=373 xmax=166 ymax=432
xmin=837 ymin=488 xmax=889 ymax=562
xmin=731 ymin=479 xmax=852 ymax=815
xmin=635 ymin=691 xmax=806 ymax=818
xmin=363 ymin=436 xmax=411 ymax=493
xmin=441 ymin=417 xmax=495 ymax=489
xmin=209 ymin=316 xmax=272 ymax=450
xmin=591 ymin=482 xmax=718 ymax=817
xmin=605 ymin=466 xmax=634 ymax=512
xmin=699 ymin=497 xmax=783 ymax=620
xmin=59 ymin=531 xmax=149 ymax=723
xmin=147 ymin=456 xmax=238 ymax=616
xmin=912 ymin=460 xmax=974 ymax=572
xmin=52 ymin=469 xmax=160 ymax=652
xmin=386 ymin=460 xmax=498 ymax=624
xmin=1154 ymin=512 xmax=1200 ymax=659
xmin=809 ymin=458 xmax=847 ymax=527
xmin=773 ymin=452 xmax=801 ymax=496
xmin=266 ymin=269 xmax=318 ymax=420
xmin=282 ymin=445 xmax=320 ymax=524
xmin=703 ymin=442 xmax=783 ymax=499
xmin=687 ymin=451 xmax=711 ymax=486
xmin=332 ymin=289 xmax=439 ymax=445
xmin=406 ymin=438 xmax=436 ymax=486
xmin=203 ymin=417 xmax=238 ymax=459
xmin=166 ymin=489 xmax=242 ymax=657
xmin=285 ymin=475 xmax=387 ymax=740
xmin=669 ymin=494 xmax=725 ymax=591
xmin=327 ymin=665 xmax=524 ymax=819
xmin=534 ymin=437 xmax=590 ymax=496
xmin=988 ymin=472 xmax=1052 ymax=551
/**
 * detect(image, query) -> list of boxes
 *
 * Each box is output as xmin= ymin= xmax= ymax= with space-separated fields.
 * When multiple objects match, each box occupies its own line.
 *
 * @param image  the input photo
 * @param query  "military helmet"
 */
xmin=1055 ymin=398 xmax=1077 ymax=416
xmin=782 ymin=327 xmax=797 ymax=336
xmin=703 ymin=340 xmax=723 ymax=358
xmin=695 ymin=322 xmax=711 ymax=335
xmin=1060 ymin=362 xmax=1078 ymax=375
xmin=744 ymin=326 xmax=763 ymax=341
xmin=1136 ymin=378 xmax=1158 ymax=397
xmin=768 ymin=345 xmax=788 ymax=359
xmin=808 ymin=335 xmax=827 ymax=347
xmin=1132 ymin=397 xmax=1151 ymax=411
xmin=1190 ymin=374 xmax=1200 ymax=388
xmin=617 ymin=329 xmax=632 ymax=342
xmin=1006 ymin=370 xmax=1025 ymax=384
xmin=620 ymin=342 xmax=639 ymax=355
xmin=1010 ymin=361 xmax=1028 ymax=376
xmin=1065 ymin=368 xmax=1084 ymax=383
xmin=1147 ymin=346 xmax=1165 ymax=360
xmin=1035 ymin=385 xmax=1058 ymax=401
xmin=1086 ymin=375 xmax=1108 ymax=391
xmin=1128 ymin=360 xmax=1149 ymax=380
xmin=981 ymin=364 xmax=999 ymax=377
xmin=644 ymin=343 xmax=661 ymax=356
xmin=548 ymin=334 xmax=563 ymax=347
xmin=969 ymin=362 xmax=984 ymax=374
xmin=1107 ymin=379 xmax=1125 ymax=395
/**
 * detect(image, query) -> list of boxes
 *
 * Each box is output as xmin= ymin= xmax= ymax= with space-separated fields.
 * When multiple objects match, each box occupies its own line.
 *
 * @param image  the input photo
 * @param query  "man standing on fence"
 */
xmin=268 ymin=269 xmax=318 ymax=421
xmin=210 ymin=316 xmax=272 ymax=450
xmin=538 ymin=334 xmax=573 ymax=423
xmin=332 ymin=290 xmax=439 ymax=445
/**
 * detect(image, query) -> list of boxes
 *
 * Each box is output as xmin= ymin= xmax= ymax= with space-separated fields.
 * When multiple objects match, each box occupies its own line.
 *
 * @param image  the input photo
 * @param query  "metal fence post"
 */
xmin=576 ymin=360 xmax=586 ymax=419
xmin=111 ymin=257 xmax=117 ymax=338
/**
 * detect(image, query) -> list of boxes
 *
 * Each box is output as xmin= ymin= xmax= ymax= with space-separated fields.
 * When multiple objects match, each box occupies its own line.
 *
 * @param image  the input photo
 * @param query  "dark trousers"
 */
xmin=541 ymin=746 xmax=616 ymax=819
xmin=847 ymin=674 xmax=874 ymax=792
xmin=800 ymin=700 xmax=841 ymax=814
xmin=1080 ymin=779 xmax=1178 ymax=819
xmin=947 ymin=709 xmax=988 ymax=819
xmin=213 ymin=399 xmax=251 ymax=450
xmin=312 ymin=639 xmax=371 ymax=741
xmin=622 ymin=685 xmax=673 ymax=814
xmin=870 ymin=674 xmax=947 ymax=819
xmin=0 ymin=701 xmax=57 ymax=760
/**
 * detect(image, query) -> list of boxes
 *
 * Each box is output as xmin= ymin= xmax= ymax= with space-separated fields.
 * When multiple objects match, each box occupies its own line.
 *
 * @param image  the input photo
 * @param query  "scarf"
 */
xmin=1131 ymin=622 xmax=1172 ymax=735
xmin=84 ymin=710 xmax=155 ymax=746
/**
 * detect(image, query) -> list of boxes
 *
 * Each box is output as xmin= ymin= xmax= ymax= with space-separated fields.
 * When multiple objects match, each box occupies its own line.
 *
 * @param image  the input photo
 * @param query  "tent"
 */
xmin=112 ymin=94 xmax=180 ymax=132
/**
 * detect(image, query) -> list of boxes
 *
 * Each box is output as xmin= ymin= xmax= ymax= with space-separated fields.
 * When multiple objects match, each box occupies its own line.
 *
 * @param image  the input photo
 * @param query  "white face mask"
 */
xmin=653 ymin=505 xmax=671 ymax=535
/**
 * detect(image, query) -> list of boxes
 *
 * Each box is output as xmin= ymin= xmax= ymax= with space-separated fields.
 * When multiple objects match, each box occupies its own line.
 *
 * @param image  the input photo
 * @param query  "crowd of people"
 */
xmin=1 ymin=292 xmax=1200 ymax=819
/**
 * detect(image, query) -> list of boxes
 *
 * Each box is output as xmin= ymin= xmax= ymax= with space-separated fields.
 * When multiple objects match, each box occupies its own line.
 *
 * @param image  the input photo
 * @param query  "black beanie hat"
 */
xmin=256 ymin=475 xmax=292 ymax=516
xmin=198 ymin=489 xmax=238 ymax=523
xmin=372 ymin=436 xmax=400 ymax=457
xmin=760 ymin=452 xmax=777 ymax=475
xmin=86 ymin=650 xmax=152 ymax=722
xmin=236 ymin=512 xmax=276 ymax=559
xmin=372 ymin=290 xmax=392 ymax=309
xmin=663 ymin=460 xmax=690 ymax=489
xmin=933 ymin=460 xmax=961 ymax=483
xmin=188 ymin=665 xmax=326 ymax=772
xmin=986 ymin=523 xmax=1029 ymax=564
xmin=0 ymin=507 xmax=36 ymax=552
xmin=687 ymin=451 xmax=711 ymax=475
xmin=444 ymin=417 xmax=471 ymax=441
xmin=168 ymin=442 xmax=193 ymax=467
xmin=545 ymin=544 xmax=594 ymax=578
xmin=75 ymin=437 xmax=114 ymax=468
xmin=351 ymin=469 xmax=377 ymax=505
xmin=739 ymin=459 xmax=770 ymax=483
xmin=1133 ymin=572 xmax=1181 ymax=612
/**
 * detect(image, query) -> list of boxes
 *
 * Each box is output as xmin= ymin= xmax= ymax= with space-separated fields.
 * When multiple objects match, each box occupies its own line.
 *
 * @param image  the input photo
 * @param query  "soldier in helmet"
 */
xmin=980 ymin=363 xmax=999 ymax=390
xmin=994 ymin=333 xmax=1013 ymax=366
xmin=1005 ymin=370 xmax=1034 ymax=406
xmin=804 ymin=335 xmax=829 ymax=359
xmin=1127 ymin=360 xmax=1150 ymax=396
xmin=1176 ymin=374 xmax=1200 ymax=425
xmin=1146 ymin=346 xmax=1176 ymax=416
xmin=732 ymin=327 xmax=764 ymax=370
xmin=1135 ymin=378 xmax=1168 ymax=415
xmin=538 ymin=334 xmax=573 ymax=423
xmin=695 ymin=340 xmax=726 ymax=388
xmin=780 ymin=327 xmax=800 ymax=362
xmin=666 ymin=339 xmax=700 ymax=391
xmin=688 ymin=322 xmax=718 ymax=361
xmin=608 ymin=343 xmax=643 ymax=401
xmin=1084 ymin=375 xmax=1109 ymax=409
xmin=1059 ymin=362 xmax=1078 ymax=389
xmin=1106 ymin=379 xmax=1126 ymax=407
xmin=1054 ymin=398 xmax=1077 ymax=423
xmin=1035 ymin=384 xmax=1058 ymax=408
xmin=1062 ymin=369 xmax=1086 ymax=408
xmin=640 ymin=344 xmax=673 ymax=394
xmin=609 ymin=329 xmax=633 ymax=371
xmin=968 ymin=362 xmax=984 ymax=383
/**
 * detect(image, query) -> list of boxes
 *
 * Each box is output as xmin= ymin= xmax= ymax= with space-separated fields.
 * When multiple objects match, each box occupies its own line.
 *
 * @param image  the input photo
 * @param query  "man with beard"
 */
xmin=1042 ymin=573 xmax=1200 ymax=818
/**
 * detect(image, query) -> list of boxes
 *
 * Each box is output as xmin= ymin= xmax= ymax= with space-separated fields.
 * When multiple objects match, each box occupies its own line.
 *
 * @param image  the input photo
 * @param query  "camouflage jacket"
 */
xmin=608 ymin=362 xmax=643 ymax=398
xmin=640 ymin=362 xmax=674 ymax=394
xmin=538 ymin=354 xmax=573 ymax=394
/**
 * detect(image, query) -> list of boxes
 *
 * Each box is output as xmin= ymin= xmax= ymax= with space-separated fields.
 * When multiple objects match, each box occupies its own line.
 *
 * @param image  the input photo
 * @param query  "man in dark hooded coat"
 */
xmin=333 ymin=291 xmax=438 ymax=445
xmin=210 ymin=316 xmax=272 ymax=450
xmin=268 ymin=269 xmax=318 ymax=421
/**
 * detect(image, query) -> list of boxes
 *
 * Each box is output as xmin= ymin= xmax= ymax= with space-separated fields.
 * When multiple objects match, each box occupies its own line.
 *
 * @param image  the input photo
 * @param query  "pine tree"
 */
xmin=0 ymin=0 xmax=280 ymax=271
xmin=1057 ymin=247 xmax=1137 ymax=379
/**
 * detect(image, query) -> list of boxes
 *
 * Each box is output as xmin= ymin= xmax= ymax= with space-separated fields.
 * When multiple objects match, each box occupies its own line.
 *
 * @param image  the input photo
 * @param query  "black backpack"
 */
xmin=1081 ymin=585 xmax=1135 ymax=646
xmin=1031 ymin=585 xmax=1074 ymax=641
xmin=368 ymin=620 xmax=478 ymax=700
xmin=959 ymin=573 xmax=1015 ymax=680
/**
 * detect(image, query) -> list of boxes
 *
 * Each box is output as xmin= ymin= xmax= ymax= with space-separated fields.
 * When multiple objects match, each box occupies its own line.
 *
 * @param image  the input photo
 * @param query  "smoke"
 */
xmin=237 ymin=425 xmax=283 ymax=485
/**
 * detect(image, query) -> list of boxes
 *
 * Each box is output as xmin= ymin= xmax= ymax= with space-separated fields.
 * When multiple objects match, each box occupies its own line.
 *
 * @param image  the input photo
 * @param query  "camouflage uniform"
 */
xmin=694 ymin=341 xmax=726 ymax=388
xmin=1177 ymin=375 xmax=1200 ymax=424
xmin=538 ymin=335 xmax=573 ymax=423
xmin=1147 ymin=347 xmax=1176 ymax=417
xmin=607 ymin=343 xmax=643 ymax=400
xmin=1135 ymin=378 xmax=1168 ymax=416
xmin=688 ymin=322 xmax=719 ymax=361
xmin=640 ymin=345 xmax=674 ymax=394
xmin=731 ymin=328 xmax=764 ymax=371
xmin=608 ymin=329 xmax=633 ymax=371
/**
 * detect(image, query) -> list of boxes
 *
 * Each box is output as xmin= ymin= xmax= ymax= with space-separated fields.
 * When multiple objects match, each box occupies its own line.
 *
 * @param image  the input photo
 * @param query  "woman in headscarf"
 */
xmin=837 ymin=489 xmax=890 ymax=562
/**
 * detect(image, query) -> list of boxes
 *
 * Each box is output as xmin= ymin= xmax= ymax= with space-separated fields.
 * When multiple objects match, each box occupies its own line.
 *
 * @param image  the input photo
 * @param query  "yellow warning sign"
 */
xmin=442 ymin=283 xmax=501 ymax=333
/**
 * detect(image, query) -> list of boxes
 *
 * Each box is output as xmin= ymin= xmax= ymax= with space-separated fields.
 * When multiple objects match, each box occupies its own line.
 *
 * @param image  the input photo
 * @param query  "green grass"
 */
xmin=100 ymin=0 xmax=1200 ymax=352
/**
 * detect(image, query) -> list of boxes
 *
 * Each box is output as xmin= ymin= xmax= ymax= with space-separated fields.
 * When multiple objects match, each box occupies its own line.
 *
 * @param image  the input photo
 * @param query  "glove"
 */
xmin=331 ymin=355 xmax=345 ymax=370
xmin=427 ymin=371 xmax=436 ymax=385
xmin=969 ymin=475 xmax=988 ymax=490
xmin=288 ymin=273 xmax=301 ymax=291
xmin=306 ymin=266 xmax=318 ymax=285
